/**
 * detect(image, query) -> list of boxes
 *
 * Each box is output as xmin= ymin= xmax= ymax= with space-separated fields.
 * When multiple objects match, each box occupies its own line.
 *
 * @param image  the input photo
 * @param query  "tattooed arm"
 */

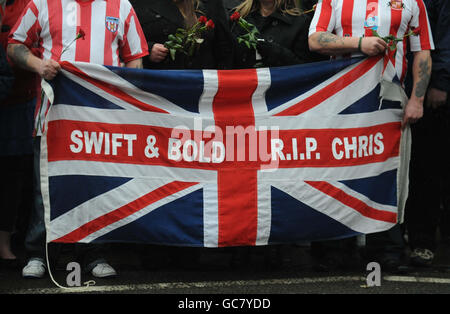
xmin=7 ymin=43 xmax=61 ymax=80
xmin=402 ymin=50 xmax=432 ymax=129
xmin=308 ymin=32 xmax=388 ymax=56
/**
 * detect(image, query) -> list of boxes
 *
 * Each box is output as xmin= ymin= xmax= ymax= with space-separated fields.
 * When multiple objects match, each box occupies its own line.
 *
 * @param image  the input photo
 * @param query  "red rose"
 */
xmin=412 ymin=26 xmax=420 ymax=36
xmin=77 ymin=29 xmax=86 ymax=40
xmin=198 ymin=16 xmax=208 ymax=24
xmin=206 ymin=19 xmax=215 ymax=29
xmin=230 ymin=11 xmax=240 ymax=22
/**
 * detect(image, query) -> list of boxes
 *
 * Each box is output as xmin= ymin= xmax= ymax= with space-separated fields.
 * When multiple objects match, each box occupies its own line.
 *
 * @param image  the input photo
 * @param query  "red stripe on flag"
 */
xmin=217 ymin=170 xmax=258 ymax=247
xmin=53 ymin=181 xmax=198 ymax=243
xmin=214 ymin=69 xmax=259 ymax=247
xmin=305 ymin=181 xmax=397 ymax=223
xmin=46 ymin=120 xmax=401 ymax=170
xmin=60 ymin=61 xmax=169 ymax=113
xmin=275 ymin=56 xmax=382 ymax=116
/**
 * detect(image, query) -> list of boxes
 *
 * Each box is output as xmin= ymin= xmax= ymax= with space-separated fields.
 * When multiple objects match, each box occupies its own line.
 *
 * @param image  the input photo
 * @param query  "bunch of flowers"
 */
xmin=164 ymin=16 xmax=215 ymax=61
xmin=230 ymin=11 xmax=259 ymax=50
xmin=371 ymin=27 xmax=420 ymax=54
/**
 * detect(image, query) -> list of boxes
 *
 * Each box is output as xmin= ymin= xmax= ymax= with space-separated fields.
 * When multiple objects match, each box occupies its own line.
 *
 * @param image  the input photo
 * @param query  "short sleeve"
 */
xmin=408 ymin=0 xmax=434 ymax=51
xmin=120 ymin=4 xmax=149 ymax=63
xmin=8 ymin=0 xmax=41 ymax=48
xmin=309 ymin=0 xmax=336 ymax=36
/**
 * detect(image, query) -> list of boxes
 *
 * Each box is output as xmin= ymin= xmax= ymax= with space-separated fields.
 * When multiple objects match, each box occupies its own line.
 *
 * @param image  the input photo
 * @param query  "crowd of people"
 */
xmin=0 ymin=0 xmax=448 ymax=281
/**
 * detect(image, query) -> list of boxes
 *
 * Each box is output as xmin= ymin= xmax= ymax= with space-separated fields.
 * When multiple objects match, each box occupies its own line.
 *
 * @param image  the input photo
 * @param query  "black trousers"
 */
xmin=0 ymin=155 xmax=33 ymax=233
xmin=405 ymin=102 xmax=450 ymax=251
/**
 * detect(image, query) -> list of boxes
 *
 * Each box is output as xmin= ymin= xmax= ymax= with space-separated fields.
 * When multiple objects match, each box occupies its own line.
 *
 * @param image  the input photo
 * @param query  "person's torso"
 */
xmin=247 ymin=10 xmax=305 ymax=52
xmin=131 ymin=0 xmax=217 ymax=70
xmin=232 ymin=8 xmax=313 ymax=68
xmin=1 ymin=0 xmax=39 ymax=105
xmin=326 ymin=0 xmax=419 ymax=39
xmin=312 ymin=0 xmax=434 ymax=83
xmin=424 ymin=0 xmax=449 ymax=52
xmin=29 ymin=0 xmax=136 ymax=66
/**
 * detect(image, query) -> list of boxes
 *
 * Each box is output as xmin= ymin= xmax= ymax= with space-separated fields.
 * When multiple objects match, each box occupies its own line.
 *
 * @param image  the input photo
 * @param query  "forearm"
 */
xmin=410 ymin=50 xmax=432 ymax=104
xmin=125 ymin=58 xmax=143 ymax=69
xmin=401 ymin=50 xmax=432 ymax=128
xmin=308 ymin=32 xmax=359 ymax=56
xmin=7 ymin=43 xmax=42 ymax=74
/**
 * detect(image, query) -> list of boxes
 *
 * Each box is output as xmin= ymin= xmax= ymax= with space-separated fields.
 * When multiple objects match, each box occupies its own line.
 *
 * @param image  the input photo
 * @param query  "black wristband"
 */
xmin=358 ymin=37 xmax=363 ymax=53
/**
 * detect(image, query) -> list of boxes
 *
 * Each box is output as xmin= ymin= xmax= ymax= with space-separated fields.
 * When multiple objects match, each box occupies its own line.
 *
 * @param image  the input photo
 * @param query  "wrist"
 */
xmin=408 ymin=95 xmax=425 ymax=106
xmin=29 ymin=56 xmax=44 ymax=76
xmin=358 ymin=37 xmax=363 ymax=53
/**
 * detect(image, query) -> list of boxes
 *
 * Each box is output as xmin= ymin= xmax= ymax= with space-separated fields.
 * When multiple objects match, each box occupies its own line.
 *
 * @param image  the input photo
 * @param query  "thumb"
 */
xmin=401 ymin=114 xmax=408 ymax=131
xmin=50 ymin=59 xmax=61 ymax=70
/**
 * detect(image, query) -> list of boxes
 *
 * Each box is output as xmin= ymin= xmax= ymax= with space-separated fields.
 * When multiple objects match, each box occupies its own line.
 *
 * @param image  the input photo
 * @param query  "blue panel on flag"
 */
xmin=380 ymin=99 xmax=402 ymax=110
xmin=265 ymin=58 xmax=361 ymax=111
xmin=93 ymin=189 xmax=204 ymax=246
xmin=108 ymin=66 xmax=204 ymax=113
xmin=269 ymin=187 xmax=359 ymax=244
xmin=49 ymin=175 xmax=132 ymax=220
xmin=339 ymin=84 xmax=381 ymax=114
xmin=52 ymin=74 xmax=125 ymax=110
xmin=339 ymin=170 xmax=397 ymax=207
xmin=339 ymin=85 xmax=402 ymax=114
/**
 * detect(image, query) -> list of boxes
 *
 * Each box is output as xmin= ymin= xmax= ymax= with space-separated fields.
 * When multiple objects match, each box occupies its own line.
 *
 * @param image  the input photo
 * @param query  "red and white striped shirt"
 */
xmin=309 ymin=0 xmax=434 ymax=83
xmin=8 ymin=0 xmax=148 ymax=136
xmin=9 ymin=0 xmax=148 ymax=66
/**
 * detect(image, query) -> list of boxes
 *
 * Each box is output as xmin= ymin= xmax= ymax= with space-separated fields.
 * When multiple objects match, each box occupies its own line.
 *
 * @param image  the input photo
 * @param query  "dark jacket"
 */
xmin=130 ymin=0 xmax=234 ymax=70
xmin=222 ymin=0 xmax=242 ymax=11
xmin=223 ymin=1 xmax=318 ymax=12
xmin=230 ymin=8 xmax=325 ymax=69
xmin=300 ymin=0 xmax=318 ymax=11
xmin=424 ymin=0 xmax=450 ymax=93
xmin=0 ymin=46 xmax=14 ymax=102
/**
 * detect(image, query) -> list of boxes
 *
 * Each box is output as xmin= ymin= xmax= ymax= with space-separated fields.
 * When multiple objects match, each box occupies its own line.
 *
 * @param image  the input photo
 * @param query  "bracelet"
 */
xmin=358 ymin=37 xmax=363 ymax=52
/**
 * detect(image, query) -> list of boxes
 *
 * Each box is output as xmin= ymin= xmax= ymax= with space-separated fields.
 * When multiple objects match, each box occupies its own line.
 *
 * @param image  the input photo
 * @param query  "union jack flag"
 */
xmin=41 ymin=56 xmax=410 ymax=247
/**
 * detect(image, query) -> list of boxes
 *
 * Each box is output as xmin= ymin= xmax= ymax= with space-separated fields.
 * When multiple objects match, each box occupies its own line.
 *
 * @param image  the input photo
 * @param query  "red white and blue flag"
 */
xmin=41 ymin=56 xmax=410 ymax=247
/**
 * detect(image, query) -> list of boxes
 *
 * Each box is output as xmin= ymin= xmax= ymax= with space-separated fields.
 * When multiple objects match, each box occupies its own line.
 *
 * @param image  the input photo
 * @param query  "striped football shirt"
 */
xmin=9 ymin=0 xmax=148 ymax=66
xmin=309 ymin=0 xmax=434 ymax=83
